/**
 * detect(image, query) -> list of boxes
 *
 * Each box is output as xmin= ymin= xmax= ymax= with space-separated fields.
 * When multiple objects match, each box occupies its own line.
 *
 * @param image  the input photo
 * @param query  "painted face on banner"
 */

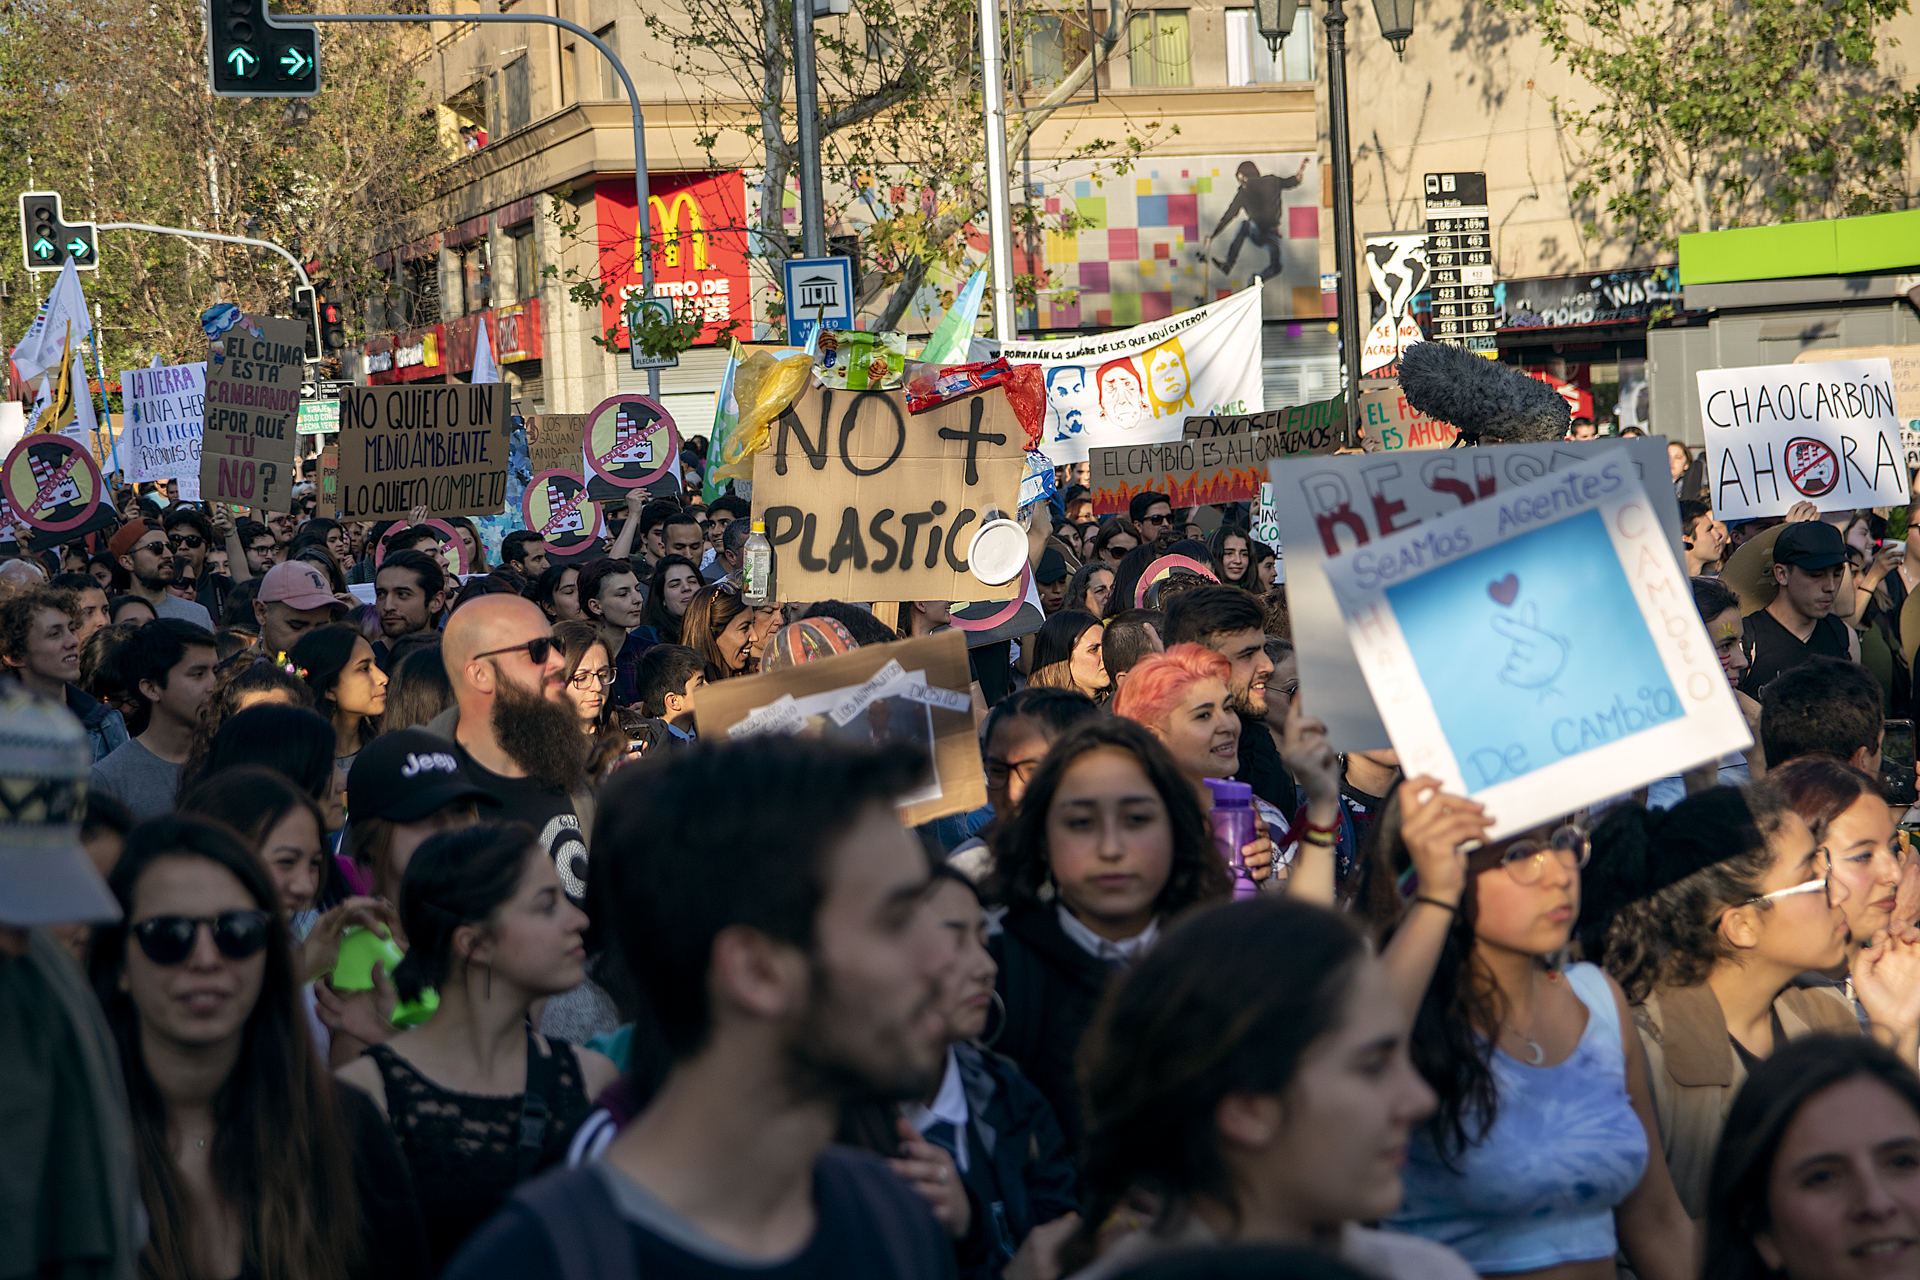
xmin=1146 ymin=339 xmax=1194 ymax=417
xmin=1098 ymin=359 xmax=1147 ymax=431
xmin=1046 ymin=366 xmax=1095 ymax=441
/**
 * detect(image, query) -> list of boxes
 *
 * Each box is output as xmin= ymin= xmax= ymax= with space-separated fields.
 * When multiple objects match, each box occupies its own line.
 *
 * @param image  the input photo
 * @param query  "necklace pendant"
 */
xmin=1522 ymin=1037 xmax=1545 ymax=1066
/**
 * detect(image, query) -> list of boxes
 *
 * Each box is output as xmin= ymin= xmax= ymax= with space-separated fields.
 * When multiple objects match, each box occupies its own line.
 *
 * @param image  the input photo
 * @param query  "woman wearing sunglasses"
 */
xmin=1586 ymin=784 xmax=1920 ymax=1221
xmin=1365 ymin=780 xmax=1694 ymax=1279
xmin=88 ymin=815 xmax=428 ymax=1280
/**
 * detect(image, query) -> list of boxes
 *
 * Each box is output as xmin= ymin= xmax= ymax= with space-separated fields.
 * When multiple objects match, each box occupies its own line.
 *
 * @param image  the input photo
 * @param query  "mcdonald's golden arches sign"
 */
xmin=595 ymin=171 xmax=751 ymax=348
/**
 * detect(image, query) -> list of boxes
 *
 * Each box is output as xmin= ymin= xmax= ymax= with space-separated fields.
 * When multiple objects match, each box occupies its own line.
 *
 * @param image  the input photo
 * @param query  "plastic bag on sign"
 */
xmin=904 ymin=357 xmax=1012 ymax=414
xmin=1003 ymin=364 xmax=1045 ymax=450
xmin=1016 ymin=450 xmax=1056 ymax=525
xmin=713 ymin=351 xmax=813 ymax=482
xmin=815 ymin=330 xmax=907 ymax=390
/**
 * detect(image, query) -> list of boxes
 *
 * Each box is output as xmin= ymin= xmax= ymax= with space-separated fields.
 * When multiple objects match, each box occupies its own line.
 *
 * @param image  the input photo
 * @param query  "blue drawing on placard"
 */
xmin=1490 ymin=601 xmax=1570 ymax=697
xmin=1385 ymin=508 xmax=1679 ymax=792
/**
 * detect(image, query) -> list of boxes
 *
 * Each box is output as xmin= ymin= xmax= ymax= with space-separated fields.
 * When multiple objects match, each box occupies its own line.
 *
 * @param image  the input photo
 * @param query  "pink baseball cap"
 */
xmin=258 ymin=560 xmax=339 ymax=610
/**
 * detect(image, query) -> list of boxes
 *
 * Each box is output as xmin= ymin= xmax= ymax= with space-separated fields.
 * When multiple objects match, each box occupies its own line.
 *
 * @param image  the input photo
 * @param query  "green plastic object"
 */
xmin=330 ymin=926 xmax=439 ymax=1028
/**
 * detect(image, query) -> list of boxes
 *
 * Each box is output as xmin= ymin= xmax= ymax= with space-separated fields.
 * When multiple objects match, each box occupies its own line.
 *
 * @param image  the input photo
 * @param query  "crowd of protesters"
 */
xmin=9 ymin=408 xmax=1920 ymax=1280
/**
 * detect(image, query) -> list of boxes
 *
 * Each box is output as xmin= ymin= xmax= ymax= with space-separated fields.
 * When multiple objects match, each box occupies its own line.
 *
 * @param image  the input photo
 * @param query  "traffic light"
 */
xmin=320 ymin=296 xmax=347 ymax=351
xmin=19 ymin=192 xmax=98 ymax=273
xmin=293 ymin=285 xmax=321 ymax=359
xmin=208 ymin=0 xmax=320 ymax=98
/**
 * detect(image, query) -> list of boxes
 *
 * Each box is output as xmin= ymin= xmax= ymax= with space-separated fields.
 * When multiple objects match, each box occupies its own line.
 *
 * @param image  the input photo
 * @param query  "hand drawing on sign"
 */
xmin=1098 ymin=358 xmax=1148 ymax=431
xmin=1047 ymin=366 xmax=1095 ymax=442
xmin=1145 ymin=339 xmax=1196 ymax=418
xmin=1488 ymin=590 xmax=1570 ymax=700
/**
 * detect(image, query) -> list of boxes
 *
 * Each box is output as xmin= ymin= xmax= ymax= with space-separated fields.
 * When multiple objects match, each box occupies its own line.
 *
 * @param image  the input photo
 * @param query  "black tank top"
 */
xmin=366 ymin=1027 xmax=592 ymax=1270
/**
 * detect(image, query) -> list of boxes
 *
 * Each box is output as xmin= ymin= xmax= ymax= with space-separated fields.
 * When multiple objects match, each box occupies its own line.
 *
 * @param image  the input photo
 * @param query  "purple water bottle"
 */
xmin=1205 ymin=778 xmax=1260 ymax=900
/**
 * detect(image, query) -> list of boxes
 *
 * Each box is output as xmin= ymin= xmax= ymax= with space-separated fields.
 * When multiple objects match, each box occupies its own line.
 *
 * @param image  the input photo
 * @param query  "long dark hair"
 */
xmin=1064 ymin=899 xmax=1367 ymax=1273
xmin=380 ymin=644 xmax=454 ymax=733
xmin=289 ymin=624 xmax=382 ymax=752
xmin=195 ymin=704 xmax=337 ymax=806
xmin=178 ymin=660 xmax=316 ymax=796
xmin=643 ymin=554 xmax=701 ymax=641
xmin=1768 ymin=753 xmax=1888 ymax=843
xmin=525 ymin=562 xmax=579 ymax=621
xmin=391 ymin=821 xmax=539 ymax=1003
xmin=178 ymin=765 xmax=324 ymax=853
xmin=1207 ymin=523 xmax=1256 ymax=590
xmin=683 ymin=582 xmax=749 ymax=677
xmin=1704 ymin=1035 xmax=1920 ymax=1280
xmin=1063 ymin=560 xmax=1114 ymax=619
xmin=985 ymin=717 xmax=1228 ymax=916
xmin=1026 ymin=609 xmax=1101 ymax=692
xmin=553 ymin=619 xmax=631 ymax=777
xmin=89 ymin=816 xmax=364 ymax=1280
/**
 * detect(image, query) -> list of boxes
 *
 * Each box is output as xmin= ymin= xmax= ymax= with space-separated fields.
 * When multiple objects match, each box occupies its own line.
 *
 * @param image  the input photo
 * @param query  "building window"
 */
xmin=1027 ymin=13 xmax=1089 ymax=89
xmin=595 ymin=24 xmax=619 ymax=100
xmin=502 ymin=56 xmax=531 ymax=135
xmin=401 ymin=257 xmax=439 ymax=329
xmin=1226 ymin=8 xmax=1312 ymax=84
xmin=445 ymin=81 xmax=487 ymax=152
xmin=509 ymin=223 xmax=539 ymax=302
xmin=1127 ymin=11 xmax=1191 ymax=87
xmin=453 ymin=240 xmax=492 ymax=316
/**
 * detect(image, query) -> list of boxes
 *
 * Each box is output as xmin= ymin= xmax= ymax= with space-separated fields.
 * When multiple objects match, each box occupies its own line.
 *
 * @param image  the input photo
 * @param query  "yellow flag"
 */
xmin=34 ymin=322 xmax=76 ymax=436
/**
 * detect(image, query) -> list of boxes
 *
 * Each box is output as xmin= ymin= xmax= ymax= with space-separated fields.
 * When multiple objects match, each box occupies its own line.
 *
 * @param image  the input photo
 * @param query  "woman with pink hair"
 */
xmin=1113 ymin=642 xmax=1285 ymax=890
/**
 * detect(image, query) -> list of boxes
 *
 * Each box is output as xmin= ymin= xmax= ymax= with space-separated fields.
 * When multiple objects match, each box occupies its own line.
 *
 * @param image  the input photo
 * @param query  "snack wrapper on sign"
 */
xmin=713 ymin=351 xmax=814 ymax=482
xmin=816 ymin=330 xmax=907 ymax=391
xmin=1004 ymin=363 xmax=1046 ymax=450
xmin=906 ymin=358 xmax=1011 ymax=412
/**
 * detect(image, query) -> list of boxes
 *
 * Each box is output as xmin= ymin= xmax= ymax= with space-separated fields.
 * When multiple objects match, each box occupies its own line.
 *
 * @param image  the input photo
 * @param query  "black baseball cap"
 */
xmin=347 ymin=729 xmax=497 ymax=824
xmin=1036 ymin=547 xmax=1072 ymax=585
xmin=1772 ymin=520 xmax=1848 ymax=571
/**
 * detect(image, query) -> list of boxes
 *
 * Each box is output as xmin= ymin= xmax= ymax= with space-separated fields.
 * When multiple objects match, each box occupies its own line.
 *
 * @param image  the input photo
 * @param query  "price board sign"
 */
xmin=1423 ymin=172 xmax=1496 ymax=356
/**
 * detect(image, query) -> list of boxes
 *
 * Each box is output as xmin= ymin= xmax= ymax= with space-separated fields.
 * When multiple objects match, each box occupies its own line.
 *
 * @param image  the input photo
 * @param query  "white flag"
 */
xmin=471 ymin=315 xmax=501 ymax=384
xmin=12 ymin=259 xmax=92 ymax=385
xmin=65 ymin=350 xmax=98 ymax=449
xmin=24 ymin=376 xmax=51 ymax=434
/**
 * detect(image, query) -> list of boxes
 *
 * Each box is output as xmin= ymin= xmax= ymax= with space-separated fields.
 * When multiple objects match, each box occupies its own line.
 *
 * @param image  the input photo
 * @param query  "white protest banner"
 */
xmin=1324 ymin=447 xmax=1749 ymax=837
xmin=1001 ymin=284 xmax=1265 ymax=465
xmin=121 ymin=363 xmax=206 ymax=500
xmin=1270 ymin=436 xmax=1681 ymax=750
xmin=1696 ymin=358 xmax=1904 ymax=519
xmin=1794 ymin=346 xmax=1920 ymax=471
xmin=12 ymin=259 xmax=92 ymax=384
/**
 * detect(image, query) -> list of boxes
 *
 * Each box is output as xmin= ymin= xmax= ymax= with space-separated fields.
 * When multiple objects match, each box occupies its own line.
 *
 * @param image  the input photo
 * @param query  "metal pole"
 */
xmin=1323 ymin=0 xmax=1362 ymax=447
xmin=302 ymin=12 xmax=660 ymax=397
xmin=979 ymin=0 xmax=1016 ymax=342
xmin=792 ymin=0 xmax=828 ymax=259
xmin=98 ymin=222 xmax=312 ymax=290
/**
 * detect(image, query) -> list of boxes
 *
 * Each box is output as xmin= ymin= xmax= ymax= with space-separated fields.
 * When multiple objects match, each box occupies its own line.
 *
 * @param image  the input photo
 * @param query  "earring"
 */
xmin=978 ymin=990 xmax=1007 ymax=1048
xmin=483 ymin=962 xmax=492 ymax=1000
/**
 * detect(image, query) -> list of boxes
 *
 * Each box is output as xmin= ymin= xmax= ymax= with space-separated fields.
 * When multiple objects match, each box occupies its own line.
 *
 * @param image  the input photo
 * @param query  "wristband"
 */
xmin=1301 ymin=828 xmax=1337 ymax=847
xmin=1412 ymin=895 xmax=1458 ymax=914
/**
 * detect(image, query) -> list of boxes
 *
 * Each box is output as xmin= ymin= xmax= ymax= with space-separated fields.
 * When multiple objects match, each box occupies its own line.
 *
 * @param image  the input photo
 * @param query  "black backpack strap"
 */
xmin=518 ymin=1028 xmax=567 ymax=1182
xmin=515 ymin=1166 xmax=640 ymax=1280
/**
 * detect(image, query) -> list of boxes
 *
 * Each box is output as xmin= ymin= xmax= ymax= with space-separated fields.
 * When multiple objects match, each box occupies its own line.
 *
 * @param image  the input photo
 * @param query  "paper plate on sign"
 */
xmin=4 ymin=433 xmax=106 ymax=533
xmin=967 ymin=514 xmax=1028 ymax=586
xmin=373 ymin=517 xmax=471 ymax=579
xmin=522 ymin=469 xmax=603 ymax=556
xmin=583 ymin=394 xmax=679 ymax=489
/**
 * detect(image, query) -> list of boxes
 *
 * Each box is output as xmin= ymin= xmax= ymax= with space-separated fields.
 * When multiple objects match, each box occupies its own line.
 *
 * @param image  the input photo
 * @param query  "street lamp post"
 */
xmin=1257 ymin=0 xmax=1414 ymax=447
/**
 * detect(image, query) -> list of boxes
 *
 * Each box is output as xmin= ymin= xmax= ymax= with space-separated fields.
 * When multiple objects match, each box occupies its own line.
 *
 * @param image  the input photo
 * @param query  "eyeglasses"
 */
xmin=167 ymin=534 xmax=205 ymax=550
xmin=985 ymin=758 xmax=1041 ymax=788
xmin=1496 ymin=826 xmax=1590 ymax=884
xmin=473 ymin=636 xmax=556 ymax=666
xmin=569 ymin=666 xmax=614 ymax=690
xmin=1740 ymin=848 xmax=1836 ymax=909
xmin=131 ymin=911 xmax=272 ymax=965
xmin=1139 ymin=514 xmax=1173 ymax=527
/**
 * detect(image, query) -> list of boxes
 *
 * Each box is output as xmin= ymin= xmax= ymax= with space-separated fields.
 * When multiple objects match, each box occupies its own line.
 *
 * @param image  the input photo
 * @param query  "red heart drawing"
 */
xmin=1488 ymin=574 xmax=1519 ymax=606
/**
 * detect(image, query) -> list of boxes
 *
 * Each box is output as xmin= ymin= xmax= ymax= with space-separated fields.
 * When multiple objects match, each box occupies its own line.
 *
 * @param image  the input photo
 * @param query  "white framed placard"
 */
xmin=1322 ymin=445 xmax=1750 ymax=838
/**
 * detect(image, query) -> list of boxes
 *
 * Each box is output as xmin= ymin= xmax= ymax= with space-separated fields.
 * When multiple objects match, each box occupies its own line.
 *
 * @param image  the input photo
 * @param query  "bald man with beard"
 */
xmin=426 ymin=595 xmax=594 ymax=903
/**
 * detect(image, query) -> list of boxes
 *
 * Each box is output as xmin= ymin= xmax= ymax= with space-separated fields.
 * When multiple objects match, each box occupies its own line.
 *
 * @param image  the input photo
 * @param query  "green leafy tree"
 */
xmin=1508 ymin=0 xmax=1920 ymax=250
xmin=0 ymin=0 xmax=444 ymax=375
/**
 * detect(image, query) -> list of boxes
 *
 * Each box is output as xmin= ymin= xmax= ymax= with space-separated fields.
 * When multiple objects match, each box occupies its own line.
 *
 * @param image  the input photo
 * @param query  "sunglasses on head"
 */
xmin=131 ymin=910 xmax=272 ymax=965
xmin=474 ymin=636 xmax=557 ymax=666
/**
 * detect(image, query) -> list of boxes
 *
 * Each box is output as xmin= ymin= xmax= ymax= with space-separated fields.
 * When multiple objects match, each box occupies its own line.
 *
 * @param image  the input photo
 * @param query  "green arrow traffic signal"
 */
xmin=66 ymin=238 xmax=90 ymax=257
xmin=31 ymin=237 xmax=54 ymax=259
xmin=278 ymin=47 xmax=313 ymax=77
xmin=226 ymin=46 xmax=258 ymax=76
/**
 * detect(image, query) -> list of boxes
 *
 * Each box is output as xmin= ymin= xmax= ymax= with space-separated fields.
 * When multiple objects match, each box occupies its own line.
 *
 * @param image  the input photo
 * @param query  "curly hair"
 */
xmin=984 ymin=717 xmax=1228 ymax=916
xmin=0 ymin=583 xmax=77 ymax=666
xmin=1596 ymin=783 xmax=1791 ymax=1005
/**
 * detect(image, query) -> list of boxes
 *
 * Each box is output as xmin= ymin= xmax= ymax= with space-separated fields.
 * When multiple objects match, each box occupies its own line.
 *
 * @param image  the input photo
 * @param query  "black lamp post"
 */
xmin=1258 ymin=0 xmax=1415 ymax=445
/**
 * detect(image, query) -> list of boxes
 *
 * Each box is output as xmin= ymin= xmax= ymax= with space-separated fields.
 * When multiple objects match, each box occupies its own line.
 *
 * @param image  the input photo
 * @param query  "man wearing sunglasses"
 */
xmin=107 ymin=519 xmax=212 ymax=631
xmin=1128 ymin=490 xmax=1178 ymax=551
xmin=428 ymin=595 xmax=593 ymax=903
xmin=163 ymin=507 xmax=234 ymax=621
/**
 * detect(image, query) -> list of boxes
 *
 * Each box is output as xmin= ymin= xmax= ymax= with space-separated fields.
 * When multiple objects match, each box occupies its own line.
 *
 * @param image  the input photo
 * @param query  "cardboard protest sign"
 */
xmin=3 ymin=433 xmax=115 ymax=552
xmin=1091 ymin=411 xmax=1340 ymax=515
xmin=200 ymin=316 xmax=304 ymax=513
xmin=750 ymin=383 xmax=1025 ymax=603
xmin=693 ymin=630 xmax=983 ymax=826
xmin=122 ymin=362 xmax=206 ymax=500
xmin=1794 ymin=346 xmax=1920 ymax=470
xmin=1002 ymin=284 xmax=1266 ymax=465
xmin=1358 ymin=387 xmax=1459 ymax=451
xmin=1183 ymin=393 xmax=1342 ymax=441
xmin=334 ymin=384 xmax=511 ymax=519
xmin=1324 ymin=447 xmax=1749 ymax=837
xmin=1270 ymin=436 xmax=1682 ymax=750
xmin=526 ymin=415 xmax=587 ymax=477
xmin=1696 ymin=358 xmax=1904 ymax=519
xmin=317 ymin=445 xmax=338 ymax=519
